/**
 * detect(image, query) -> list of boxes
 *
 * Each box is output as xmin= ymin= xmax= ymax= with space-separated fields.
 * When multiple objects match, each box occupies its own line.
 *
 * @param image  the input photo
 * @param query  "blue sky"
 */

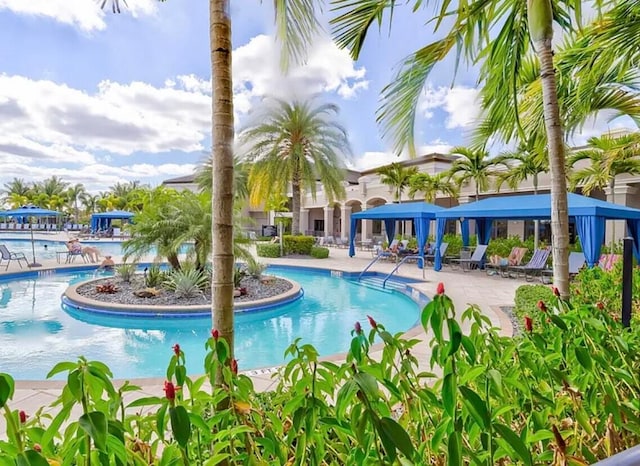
xmin=0 ymin=0 xmax=627 ymax=193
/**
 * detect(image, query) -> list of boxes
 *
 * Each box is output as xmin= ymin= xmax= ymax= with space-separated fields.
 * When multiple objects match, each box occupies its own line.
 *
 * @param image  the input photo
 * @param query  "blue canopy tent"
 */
xmin=0 ymin=207 xmax=62 ymax=267
xmin=90 ymin=210 xmax=134 ymax=232
xmin=432 ymin=193 xmax=640 ymax=271
xmin=349 ymin=202 xmax=445 ymax=268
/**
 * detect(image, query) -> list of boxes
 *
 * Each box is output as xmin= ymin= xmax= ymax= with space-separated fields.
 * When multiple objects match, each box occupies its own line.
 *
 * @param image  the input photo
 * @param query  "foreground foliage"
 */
xmin=1 ymin=287 xmax=639 ymax=464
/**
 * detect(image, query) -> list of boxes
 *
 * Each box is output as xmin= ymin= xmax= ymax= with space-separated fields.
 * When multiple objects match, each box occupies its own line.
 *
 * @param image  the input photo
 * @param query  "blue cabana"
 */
xmin=90 ymin=210 xmax=134 ymax=232
xmin=349 ymin=202 xmax=445 ymax=268
xmin=433 ymin=193 xmax=640 ymax=271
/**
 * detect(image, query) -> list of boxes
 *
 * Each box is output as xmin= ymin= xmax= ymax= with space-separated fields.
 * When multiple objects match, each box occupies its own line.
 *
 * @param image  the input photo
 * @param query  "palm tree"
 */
xmin=407 ymin=172 xmax=459 ymax=203
xmin=496 ymin=142 xmax=550 ymax=248
xmin=196 ymin=154 xmax=250 ymax=202
xmin=569 ymin=133 xmax=640 ymax=245
xmin=36 ymin=176 xmax=69 ymax=197
xmin=311 ymin=0 xmax=585 ymax=296
xmin=80 ymin=193 xmax=100 ymax=216
xmin=446 ymin=147 xmax=508 ymax=201
xmin=2 ymin=178 xmax=31 ymax=198
xmin=66 ymin=183 xmax=87 ymax=222
xmin=239 ymin=99 xmax=350 ymax=235
xmin=376 ymin=162 xmax=419 ymax=203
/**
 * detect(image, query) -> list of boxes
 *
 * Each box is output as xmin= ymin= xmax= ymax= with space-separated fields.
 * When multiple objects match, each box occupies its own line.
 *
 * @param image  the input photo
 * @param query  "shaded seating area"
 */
xmin=90 ymin=210 xmax=134 ymax=238
xmin=507 ymin=248 xmax=551 ymax=281
xmin=349 ymin=202 xmax=445 ymax=268
xmin=433 ymin=193 xmax=640 ymax=272
xmin=0 ymin=245 xmax=29 ymax=270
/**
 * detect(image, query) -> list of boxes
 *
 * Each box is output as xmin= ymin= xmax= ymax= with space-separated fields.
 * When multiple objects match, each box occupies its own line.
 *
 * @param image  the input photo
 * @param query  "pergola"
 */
xmin=349 ymin=202 xmax=445 ymax=268
xmin=433 ymin=193 xmax=640 ymax=271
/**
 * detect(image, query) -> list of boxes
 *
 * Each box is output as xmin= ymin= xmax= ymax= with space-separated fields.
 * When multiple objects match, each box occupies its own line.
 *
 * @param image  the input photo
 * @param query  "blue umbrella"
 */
xmin=0 ymin=207 xmax=63 ymax=267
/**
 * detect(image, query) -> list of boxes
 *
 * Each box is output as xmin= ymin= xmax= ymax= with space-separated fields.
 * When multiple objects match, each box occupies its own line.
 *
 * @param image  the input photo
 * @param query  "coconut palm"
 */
xmin=407 ymin=172 xmax=459 ymax=203
xmin=239 ymin=98 xmax=350 ymax=235
xmin=569 ymin=133 xmax=640 ymax=245
xmin=33 ymin=176 xmax=69 ymax=198
xmin=446 ymin=147 xmax=508 ymax=201
xmin=65 ymin=184 xmax=87 ymax=222
xmin=376 ymin=162 xmax=419 ymax=203
xmin=2 ymin=178 xmax=31 ymax=199
xmin=196 ymin=154 xmax=250 ymax=202
xmin=80 ymin=193 xmax=100 ymax=216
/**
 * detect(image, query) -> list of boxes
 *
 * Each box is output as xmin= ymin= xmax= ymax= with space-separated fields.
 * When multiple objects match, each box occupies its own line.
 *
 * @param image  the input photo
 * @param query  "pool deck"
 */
xmin=0 ymin=233 xmax=528 ymax=436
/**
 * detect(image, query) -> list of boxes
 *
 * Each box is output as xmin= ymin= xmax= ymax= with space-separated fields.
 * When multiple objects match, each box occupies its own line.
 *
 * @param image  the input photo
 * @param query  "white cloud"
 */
xmin=0 ymin=0 xmax=157 ymax=32
xmin=419 ymin=85 xmax=481 ymax=129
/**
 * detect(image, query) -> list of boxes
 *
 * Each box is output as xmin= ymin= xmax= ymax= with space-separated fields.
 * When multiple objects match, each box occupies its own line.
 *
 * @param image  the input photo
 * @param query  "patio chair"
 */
xmin=486 ymin=247 xmax=528 ymax=277
xmin=541 ymin=251 xmax=586 ymax=283
xmin=450 ymin=244 xmax=489 ymax=272
xmin=0 ymin=244 xmax=29 ymax=271
xmin=424 ymin=242 xmax=449 ymax=265
xmin=507 ymin=248 xmax=551 ymax=281
xmin=373 ymin=239 xmax=399 ymax=261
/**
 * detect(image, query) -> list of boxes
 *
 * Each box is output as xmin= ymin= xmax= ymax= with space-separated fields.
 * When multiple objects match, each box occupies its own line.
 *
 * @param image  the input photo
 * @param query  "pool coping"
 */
xmin=8 ymin=263 xmax=432 ymax=388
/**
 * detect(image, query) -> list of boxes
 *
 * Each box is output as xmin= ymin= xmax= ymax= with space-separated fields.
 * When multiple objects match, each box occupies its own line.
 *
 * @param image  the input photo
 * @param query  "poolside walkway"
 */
xmin=0 ymin=236 xmax=527 ymax=437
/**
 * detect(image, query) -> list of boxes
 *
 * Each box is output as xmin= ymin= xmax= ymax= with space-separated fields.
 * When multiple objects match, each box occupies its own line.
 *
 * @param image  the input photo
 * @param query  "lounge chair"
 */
xmin=450 ymin=244 xmax=489 ymax=272
xmin=486 ymin=247 xmax=528 ymax=277
xmin=0 ymin=244 xmax=29 ymax=270
xmin=508 ymin=248 xmax=551 ymax=281
xmin=374 ymin=239 xmax=400 ymax=261
xmin=541 ymin=251 xmax=586 ymax=283
xmin=599 ymin=254 xmax=621 ymax=271
xmin=424 ymin=242 xmax=449 ymax=265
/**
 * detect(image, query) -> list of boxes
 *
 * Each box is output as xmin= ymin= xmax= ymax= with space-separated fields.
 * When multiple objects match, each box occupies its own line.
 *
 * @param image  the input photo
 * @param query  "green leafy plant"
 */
xmin=164 ymin=268 xmax=207 ymax=298
xmin=310 ymin=246 xmax=329 ymax=258
xmin=256 ymin=243 xmax=281 ymax=258
xmin=233 ymin=266 xmax=246 ymax=288
xmin=282 ymin=235 xmax=315 ymax=255
xmin=245 ymin=256 xmax=266 ymax=279
xmin=513 ymin=284 xmax=555 ymax=322
xmin=144 ymin=264 xmax=165 ymax=288
xmin=115 ymin=262 xmax=136 ymax=283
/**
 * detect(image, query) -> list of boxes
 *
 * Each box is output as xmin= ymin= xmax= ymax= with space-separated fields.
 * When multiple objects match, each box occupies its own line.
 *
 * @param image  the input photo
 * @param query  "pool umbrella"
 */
xmin=1 ymin=207 xmax=63 ymax=267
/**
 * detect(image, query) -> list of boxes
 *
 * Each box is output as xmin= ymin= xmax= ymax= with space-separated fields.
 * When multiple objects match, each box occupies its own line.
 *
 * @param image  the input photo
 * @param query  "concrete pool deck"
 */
xmin=0 ymin=234 xmax=527 ymax=436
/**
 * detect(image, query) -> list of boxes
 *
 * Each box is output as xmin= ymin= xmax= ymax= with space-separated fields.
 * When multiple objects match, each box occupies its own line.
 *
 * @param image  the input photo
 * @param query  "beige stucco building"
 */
xmin=164 ymin=143 xmax=640 ymax=245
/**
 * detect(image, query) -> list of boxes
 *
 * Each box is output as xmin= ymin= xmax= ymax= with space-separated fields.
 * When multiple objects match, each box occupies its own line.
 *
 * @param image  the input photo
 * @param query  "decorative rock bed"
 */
xmin=63 ymin=274 xmax=301 ymax=315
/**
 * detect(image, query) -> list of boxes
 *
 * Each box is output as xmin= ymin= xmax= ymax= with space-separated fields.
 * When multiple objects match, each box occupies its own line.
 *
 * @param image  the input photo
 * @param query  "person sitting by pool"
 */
xmin=67 ymin=239 xmax=101 ymax=263
xmin=97 ymin=255 xmax=115 ymax=271
xmin=489 ymin=249 xmax=520 ymax=267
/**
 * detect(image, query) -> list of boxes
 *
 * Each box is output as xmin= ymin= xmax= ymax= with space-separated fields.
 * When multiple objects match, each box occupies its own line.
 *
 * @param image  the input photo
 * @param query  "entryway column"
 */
xmin=361 ymin=206 xmax=369 ymax=241
xmin=340 ymin=205 xmax=352 ymax=240
xmin=299 ymin=209 xmax=309 ymax=235
xmin=323 ymin=206 xmax=333 ymax=238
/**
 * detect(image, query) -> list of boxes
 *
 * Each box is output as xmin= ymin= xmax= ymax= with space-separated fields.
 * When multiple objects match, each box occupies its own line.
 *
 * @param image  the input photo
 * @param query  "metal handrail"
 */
xmin=382 ymin=255 xmax=423 ymax=288
xmin=358 ymin=255 xmax=383 ymax=281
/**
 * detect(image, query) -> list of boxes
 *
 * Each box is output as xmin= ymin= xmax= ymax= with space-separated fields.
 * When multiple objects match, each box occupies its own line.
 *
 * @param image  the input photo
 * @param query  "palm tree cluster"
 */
xmin=0 ymin=177 xmax=149 ymax=221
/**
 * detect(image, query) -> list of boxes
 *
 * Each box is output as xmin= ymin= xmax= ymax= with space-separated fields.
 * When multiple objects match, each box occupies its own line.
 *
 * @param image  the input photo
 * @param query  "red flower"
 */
xmin=354 ymin=321 xmax=362 ymax=335
xmin=537 ymin=300 xmax=547 ymax=313
xmin=596 ymin=301 xmax=605 ymax=310
xmin=33 ymin=444 xmax=41 ymax=453
xmin=19 ymin=410 xmax=27 ymax=424
xmin=230 ymin=359 xmax=238 ymax=375
xmin=211 ymin=329 xmax=219 ymax=341
xmin=164 ymin=381 xmax=177 ymax=402
xmin=552 ymin=286 xmax=560 ymax=297
xmin=367 ymin=315 xmax=378 ymax=329
xmin=436 ymin=282 xmax=445 ymax=295
xmin=524 ymin=316 xmax=533 ymax=333
xmin=172 ymin=344 xmax=180 ymax=357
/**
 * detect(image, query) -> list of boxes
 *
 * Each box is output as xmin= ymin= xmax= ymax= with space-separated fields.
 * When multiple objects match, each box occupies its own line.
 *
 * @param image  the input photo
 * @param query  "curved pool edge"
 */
xmin=62 ymin=277 xmax=303 ymax=317
xmin=8 ymin=263 xmax=432 ymax=387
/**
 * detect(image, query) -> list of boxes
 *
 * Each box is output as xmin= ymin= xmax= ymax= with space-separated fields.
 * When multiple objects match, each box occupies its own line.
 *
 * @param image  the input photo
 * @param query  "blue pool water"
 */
xmin=0 ymin=266 xmax=420 ymax=380
xmin=0 ymin=237 xmax=127 ymax=262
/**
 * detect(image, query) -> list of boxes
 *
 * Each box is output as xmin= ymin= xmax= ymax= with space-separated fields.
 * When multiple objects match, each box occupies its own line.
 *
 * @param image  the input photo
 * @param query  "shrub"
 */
xmin=310 ymin=246 xmax=329 ymax=259
xmin=486 ymin=235 xmax=527 ymax=259
xmin=164 ymin=268 xmax=207 ymax=298
xmin=144 ymin=264 xmax=165 ymax=288
xmin=245 ymin=256 xmax=266 ymax=278
xmin=282 ymin=235 xmax=315 ymax=255
xmin=256 ymin=243 xmax=281 ymax=258
xmin=233 ymin=267 xmax=246 ymax=288
xmin=115 ymin=262 xmax=136 ymax=283
xmin=513 ymin=284 xmax=555 ymax=321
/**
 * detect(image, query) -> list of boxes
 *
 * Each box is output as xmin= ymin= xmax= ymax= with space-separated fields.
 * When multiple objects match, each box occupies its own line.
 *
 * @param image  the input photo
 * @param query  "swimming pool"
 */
xmin=0 ymin=237 xmax=127 ymax=262
xmin=0 ymin=266 xmax=421 ymax=380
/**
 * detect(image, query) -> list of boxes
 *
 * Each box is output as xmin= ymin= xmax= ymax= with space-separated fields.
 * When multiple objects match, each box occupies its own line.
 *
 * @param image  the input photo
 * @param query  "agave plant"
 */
xmin=164 ymin=267 xmax=208 ymax=299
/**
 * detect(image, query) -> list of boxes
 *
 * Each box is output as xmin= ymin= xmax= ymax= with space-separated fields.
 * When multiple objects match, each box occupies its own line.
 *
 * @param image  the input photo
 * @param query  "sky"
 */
xmin=0 ymin=0 xmax=632 ymax=194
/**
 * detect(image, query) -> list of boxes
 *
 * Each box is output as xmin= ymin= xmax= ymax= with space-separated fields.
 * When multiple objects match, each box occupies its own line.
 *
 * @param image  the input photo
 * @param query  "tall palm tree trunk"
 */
xmin=291 ymin=174 xmax=301 ymax=235
xmin=210 ymin=0 xmax=235 ymax=364
xmin=533 ymin=16 xmax=570 ymax=298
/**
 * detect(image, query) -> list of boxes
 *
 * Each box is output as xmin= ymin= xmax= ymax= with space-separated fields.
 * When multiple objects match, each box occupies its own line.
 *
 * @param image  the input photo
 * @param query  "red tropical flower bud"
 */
xmin=537 ymin=300 xmax=547 ymax=312
xmin=596 ymin=301 xmax=605 ymax=310
xmin=354 ymin=321 xmax=362 ymax=335
xmin=367 ymin=315 xmax=378 ymax=329
xmin=436 ymin=282 xmax=445 ymax=295
xmin=172 ymin=343 xmax=180 ymax=357
xmin=211 ymin=329 xmax=219 ymax=340
xmin=33 ymin=444 xmax=41 ymax=453
xmin=524 ymin=316 xmax=533 ymax=333
xmin=164 ymin=381 xmax=176 ymax=402
xmin=552 ymin=286 xmax=560 ymax=297
xmin=19 ymin=410 xmax=27 ymax=424
xmin=231 ymin=358 xmax=238 ymax=375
